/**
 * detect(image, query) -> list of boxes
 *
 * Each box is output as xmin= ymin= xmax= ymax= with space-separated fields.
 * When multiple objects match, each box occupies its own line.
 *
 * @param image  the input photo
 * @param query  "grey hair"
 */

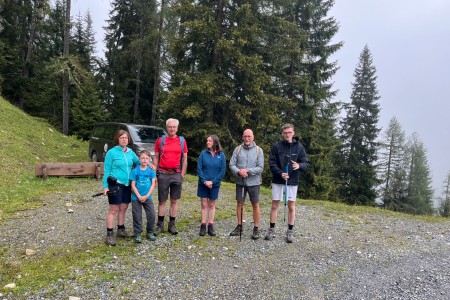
xmin=166 ymin=118 xmax=179 ymax=126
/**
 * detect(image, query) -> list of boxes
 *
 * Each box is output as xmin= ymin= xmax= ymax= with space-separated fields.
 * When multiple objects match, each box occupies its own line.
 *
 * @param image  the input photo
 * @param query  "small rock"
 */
xmin=87 ymin=226 xmax=92 ymax=230
xmin=69 ymin=297 xmax=81 ymax=300
xmin=66 ymin=202 xmax=73 ymax=207
xmin=4 ymin=283 xmax=16 ymax=289
xmin=234 ymin=265 xmax=239 ymax=269
xmin=25 ymin=249 xmax=36 ymax=256
xmin=68 ymin=209 xmax=74 ymax=213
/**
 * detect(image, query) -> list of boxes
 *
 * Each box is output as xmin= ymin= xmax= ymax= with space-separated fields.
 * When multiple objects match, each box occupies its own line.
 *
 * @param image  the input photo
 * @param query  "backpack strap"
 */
xmin=236 ymin=144 xmax=260 ymax=157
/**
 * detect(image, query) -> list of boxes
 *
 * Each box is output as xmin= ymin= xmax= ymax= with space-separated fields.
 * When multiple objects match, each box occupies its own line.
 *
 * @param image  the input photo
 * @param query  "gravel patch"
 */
xmin=1 ymin=178 xmax=450 ymax=299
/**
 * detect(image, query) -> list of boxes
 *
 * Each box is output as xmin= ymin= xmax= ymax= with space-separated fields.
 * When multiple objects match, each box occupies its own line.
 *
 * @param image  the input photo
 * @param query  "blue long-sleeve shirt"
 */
xmin=197 ymin=150 xmax=226 ymax=186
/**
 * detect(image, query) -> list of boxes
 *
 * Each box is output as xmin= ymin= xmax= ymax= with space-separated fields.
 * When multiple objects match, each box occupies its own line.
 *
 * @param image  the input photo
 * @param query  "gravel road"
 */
xmin=1 ymin=178 xmax=450 ymax=300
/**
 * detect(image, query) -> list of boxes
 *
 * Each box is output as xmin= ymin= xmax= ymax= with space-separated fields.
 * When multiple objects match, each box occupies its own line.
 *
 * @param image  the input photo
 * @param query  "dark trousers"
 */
xmin=132 ymin=200 xmax=156 ymax=236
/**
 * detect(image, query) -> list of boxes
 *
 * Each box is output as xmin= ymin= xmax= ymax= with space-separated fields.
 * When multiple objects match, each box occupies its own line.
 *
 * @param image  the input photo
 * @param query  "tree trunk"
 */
xmin=151 ymin=0 xmax=166 ymax=124
xmin=62 ymin=0 xmax=71 ymax=135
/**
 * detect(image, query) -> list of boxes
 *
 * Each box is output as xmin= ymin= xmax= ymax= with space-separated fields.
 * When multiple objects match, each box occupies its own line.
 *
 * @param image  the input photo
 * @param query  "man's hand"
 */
xmin=238 ymin=169 xmax=248 ymax=178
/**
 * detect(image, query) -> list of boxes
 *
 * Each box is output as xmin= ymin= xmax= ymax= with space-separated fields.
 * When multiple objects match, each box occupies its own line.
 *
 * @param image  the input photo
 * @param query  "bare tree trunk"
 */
xmin=151 ymin=0 xmax=166 ymax=124
xmin=62 ymin=0 xmax=71 ymax=135
xmin=133 ymin=32 xmax=143 ymax=123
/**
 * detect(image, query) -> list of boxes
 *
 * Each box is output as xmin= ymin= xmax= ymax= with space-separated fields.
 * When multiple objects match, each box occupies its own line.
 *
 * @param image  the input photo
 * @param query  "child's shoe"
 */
xmin=147 ymin=232 xmax=157 ymax=241
xmin=135 ymin=235 xmax=142 ymax=243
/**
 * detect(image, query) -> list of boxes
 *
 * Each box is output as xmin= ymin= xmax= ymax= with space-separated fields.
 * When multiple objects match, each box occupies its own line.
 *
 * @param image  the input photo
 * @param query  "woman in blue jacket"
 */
xmin=197 ymin=135 xmax=226 ymax=236
xmin=103 ymin=130 xmax=140 ymax=246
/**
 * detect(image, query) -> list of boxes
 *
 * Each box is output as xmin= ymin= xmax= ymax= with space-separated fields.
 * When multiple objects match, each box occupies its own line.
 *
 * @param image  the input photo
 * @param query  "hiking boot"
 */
xmin=286 ymin=229 xmax=294 ymax=243
xmin=207 ymin=224 xmax=216 ymax=236
xmin=229 ymin=225 xmax=242 ymax=236
xmin=154 ymin=221 xmax=164 ymax=236
xmin=105 ymin=232 xmax=116 ymax=246
xmin=146 ymin=232 xmax=157 ymax=241
xmin=168 ymin=221 xmax=178 ymax=235
xmin=135 ymin=235 xmax=142 ymax=243
xmin=116 ymin=227 xmax=132 ymax=238
xmin=199 ymin=224 xmax=207 ymax=236
xmin=264 ymin=228 xmax=275 ymax=241
xmin=251 ymin=228 xmax=261 ymax=240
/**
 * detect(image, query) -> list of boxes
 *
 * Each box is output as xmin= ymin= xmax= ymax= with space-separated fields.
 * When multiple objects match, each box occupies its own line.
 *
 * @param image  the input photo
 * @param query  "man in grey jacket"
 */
xmin=229 ymin=129 xmax=264 ymax=239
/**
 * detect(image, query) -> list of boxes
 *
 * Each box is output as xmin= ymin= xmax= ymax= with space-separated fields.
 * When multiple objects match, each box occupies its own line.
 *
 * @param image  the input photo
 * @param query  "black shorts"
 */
xmin=108 ymin=183 xmax=132 ymax=205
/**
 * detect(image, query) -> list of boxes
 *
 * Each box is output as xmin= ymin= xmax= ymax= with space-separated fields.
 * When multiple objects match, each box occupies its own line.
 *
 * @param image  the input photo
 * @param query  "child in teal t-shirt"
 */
xmin=130 ymin=150 xmax=157 ymax=243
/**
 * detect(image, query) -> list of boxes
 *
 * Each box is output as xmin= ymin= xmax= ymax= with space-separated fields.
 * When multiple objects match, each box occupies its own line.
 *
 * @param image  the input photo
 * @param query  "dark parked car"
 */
xmin=88 ymin=122 xmax=166 ymax=162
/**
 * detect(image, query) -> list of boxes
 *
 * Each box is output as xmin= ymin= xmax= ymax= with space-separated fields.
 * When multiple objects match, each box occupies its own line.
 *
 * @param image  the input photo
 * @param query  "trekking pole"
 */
xmin=240 ymin=177 xmax=246 ymax=242
xmin=283 ymin=163 xmax=288 ymax=223
xmin=92 ymin=192 xmax=103 ymax=198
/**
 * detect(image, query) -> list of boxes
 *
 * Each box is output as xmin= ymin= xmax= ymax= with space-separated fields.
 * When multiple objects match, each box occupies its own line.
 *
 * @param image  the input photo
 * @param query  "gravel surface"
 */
xmin=1 ymin=178 xmax=450 ymax=299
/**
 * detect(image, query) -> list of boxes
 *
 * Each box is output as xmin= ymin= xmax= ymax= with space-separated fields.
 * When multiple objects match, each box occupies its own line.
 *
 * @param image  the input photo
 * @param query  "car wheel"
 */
xmin=91 ymin=151 xmax=98 ymax=162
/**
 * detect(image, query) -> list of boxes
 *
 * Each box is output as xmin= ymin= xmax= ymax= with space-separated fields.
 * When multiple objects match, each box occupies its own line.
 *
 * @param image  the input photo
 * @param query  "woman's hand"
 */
xmin=103 ymin=188 xmax=109 ymax=196
xmin=204 ymin=181 xmax=213 ymax=189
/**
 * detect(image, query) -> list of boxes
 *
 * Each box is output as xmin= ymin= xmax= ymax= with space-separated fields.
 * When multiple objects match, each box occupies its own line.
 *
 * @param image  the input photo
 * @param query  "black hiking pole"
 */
xmin=92 ymin=192 xmax=103 ymax=198
xmin=240 ymin=177 xmax=246 ymax=242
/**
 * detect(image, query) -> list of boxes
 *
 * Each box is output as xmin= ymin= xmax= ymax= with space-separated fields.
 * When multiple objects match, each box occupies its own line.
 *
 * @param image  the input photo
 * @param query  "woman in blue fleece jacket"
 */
xmin=197 ymin=135 xmax=226 ymax=236
xmin=102 ymin=130 xmax=140 ymax=246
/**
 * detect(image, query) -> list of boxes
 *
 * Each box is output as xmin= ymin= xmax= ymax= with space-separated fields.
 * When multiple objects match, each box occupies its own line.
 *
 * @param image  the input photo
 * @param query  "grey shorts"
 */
xmin=157 ymin=172 xmax=183 ymax=202
xmin=236 ymin=184 xmax=260 ymax=203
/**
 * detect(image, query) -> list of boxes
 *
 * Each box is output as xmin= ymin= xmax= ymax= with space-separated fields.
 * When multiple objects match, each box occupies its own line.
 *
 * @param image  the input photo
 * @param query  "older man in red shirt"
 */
xmin=152 ymin=118 xmax=188 ymax=235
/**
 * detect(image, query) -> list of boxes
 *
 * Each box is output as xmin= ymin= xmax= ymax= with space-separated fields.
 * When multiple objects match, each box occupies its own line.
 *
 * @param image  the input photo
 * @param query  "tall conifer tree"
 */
xmin=378 ymin=116 xmax=408 ymax=210
xmin=103 ymin=0 xmax=159 ymax=123
xmin=288 ymin=0 xmax=342 ymax=199
xmin=403 ymin=133 xmax=434 ymax=214
xmin=338 ymin=45 xmax=380 ymax=205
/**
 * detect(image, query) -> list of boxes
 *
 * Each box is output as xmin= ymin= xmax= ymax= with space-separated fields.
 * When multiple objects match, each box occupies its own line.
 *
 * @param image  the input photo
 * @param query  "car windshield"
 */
xmin=129 ymin=126 xmax=165 ymax=143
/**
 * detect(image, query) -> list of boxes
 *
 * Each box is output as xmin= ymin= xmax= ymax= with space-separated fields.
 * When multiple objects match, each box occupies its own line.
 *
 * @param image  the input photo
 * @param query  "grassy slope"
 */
xmin=0 ymin=97 xmax=88 ymax=219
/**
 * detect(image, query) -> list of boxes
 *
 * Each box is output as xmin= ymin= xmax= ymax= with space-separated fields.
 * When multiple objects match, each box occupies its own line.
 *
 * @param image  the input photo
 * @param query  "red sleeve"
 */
xmin=183 ymin=139 xmax=188 ymax=153
xmin=154 ymin=137 xmax=162 ymax=153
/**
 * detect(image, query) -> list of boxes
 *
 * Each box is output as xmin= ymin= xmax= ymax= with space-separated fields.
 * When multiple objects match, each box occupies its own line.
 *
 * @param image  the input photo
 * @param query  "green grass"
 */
xmin=0 ymin=97 xmax=88 ymax=220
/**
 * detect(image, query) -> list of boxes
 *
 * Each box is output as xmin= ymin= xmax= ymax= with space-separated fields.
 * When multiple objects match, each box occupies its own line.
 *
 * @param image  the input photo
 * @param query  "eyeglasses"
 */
xmin=119 ymin=137 xmax=128 ymax=140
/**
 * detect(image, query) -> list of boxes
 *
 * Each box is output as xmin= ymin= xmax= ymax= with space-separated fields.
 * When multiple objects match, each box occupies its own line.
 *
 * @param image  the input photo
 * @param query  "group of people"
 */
xmin=102 ymin=118 xmax=308 ymax=246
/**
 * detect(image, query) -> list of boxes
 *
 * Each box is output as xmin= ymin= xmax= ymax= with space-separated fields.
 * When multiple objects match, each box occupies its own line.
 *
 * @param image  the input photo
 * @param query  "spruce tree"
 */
xmin=103 ymin=0 xmax=159 ymax=123
xmin=338 ymin=46 xmax=381 ymax=205
xmin=403 ymin=133 xmax=434 ymax=215
xmin=163 ymin=0 xmax=291 ymax=164
xmin=289 ymin=0 xmax=342 ymax=199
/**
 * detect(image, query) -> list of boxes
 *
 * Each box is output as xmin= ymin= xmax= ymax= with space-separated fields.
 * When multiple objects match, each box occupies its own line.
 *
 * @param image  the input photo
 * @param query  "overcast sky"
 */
xmin=72 ymin=0 xmax=450 ymax=197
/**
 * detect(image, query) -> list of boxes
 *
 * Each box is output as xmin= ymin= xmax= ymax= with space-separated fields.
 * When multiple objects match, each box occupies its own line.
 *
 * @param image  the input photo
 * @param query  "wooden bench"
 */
xmin=35 ymin=162 xmax=104 ymax=179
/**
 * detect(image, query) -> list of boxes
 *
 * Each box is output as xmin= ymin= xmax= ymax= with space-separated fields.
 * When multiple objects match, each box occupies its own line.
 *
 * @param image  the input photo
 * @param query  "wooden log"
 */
xmin=35 ymin=162 xmax=104 ymax=179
